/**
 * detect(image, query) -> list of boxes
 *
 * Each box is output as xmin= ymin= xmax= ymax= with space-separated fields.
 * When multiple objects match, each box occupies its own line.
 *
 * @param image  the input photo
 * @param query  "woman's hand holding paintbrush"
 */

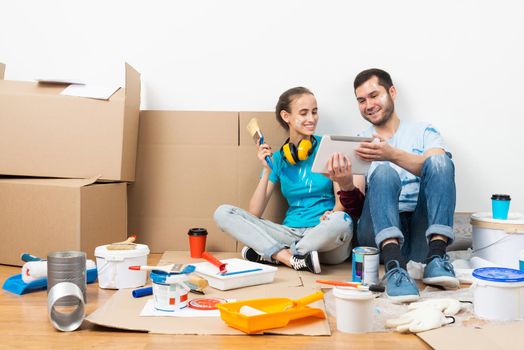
xmin=246 ymin=118 xmax=273 ymax=170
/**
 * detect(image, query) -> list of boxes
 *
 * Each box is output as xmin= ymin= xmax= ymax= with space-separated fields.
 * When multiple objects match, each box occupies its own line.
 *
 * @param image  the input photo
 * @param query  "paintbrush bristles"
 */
xmin=246 ymin=118 xmax=262 ymax=142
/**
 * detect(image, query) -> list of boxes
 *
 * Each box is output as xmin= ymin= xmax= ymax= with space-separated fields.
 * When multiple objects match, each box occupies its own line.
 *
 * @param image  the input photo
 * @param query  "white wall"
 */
xmin=1 ymin=0 xmax=523 ymax=213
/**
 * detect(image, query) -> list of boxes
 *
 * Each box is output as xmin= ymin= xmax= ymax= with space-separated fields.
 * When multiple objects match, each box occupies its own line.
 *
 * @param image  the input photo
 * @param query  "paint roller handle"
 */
xmin=294 ymin=291 xmax=324 ymax=306
xmin=201 ymin=252 xmax=227 ymax=273
xmin=20 ymin=253 xmax=43 ymax=262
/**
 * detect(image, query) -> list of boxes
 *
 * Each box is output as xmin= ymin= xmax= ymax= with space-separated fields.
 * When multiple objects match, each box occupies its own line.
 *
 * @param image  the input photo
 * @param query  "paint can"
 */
xmin=352 ymin=246 xmax=379 ymax=286
xmin=150 ymin=271 xmax=190 ymax=312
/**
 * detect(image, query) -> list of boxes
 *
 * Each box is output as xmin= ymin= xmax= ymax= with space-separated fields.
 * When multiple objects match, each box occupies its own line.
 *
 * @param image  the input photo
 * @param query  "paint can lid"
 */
xmin=188 ymin=298 xmax=226 ymax=310
xmin=472 ymin=267 xmax=524 ymax=283
xmin=333 ymin=286 xmax=374 ymax=300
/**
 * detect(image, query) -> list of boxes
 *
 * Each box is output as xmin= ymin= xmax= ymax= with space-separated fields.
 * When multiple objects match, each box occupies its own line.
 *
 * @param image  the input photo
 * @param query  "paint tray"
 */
xmin=2 ymin=268 xmax=97 ymax=295
xmin=193 ymin=258 xmax=277 ymax=290
xmin=216 ymin=291 xmax=325 ymax=334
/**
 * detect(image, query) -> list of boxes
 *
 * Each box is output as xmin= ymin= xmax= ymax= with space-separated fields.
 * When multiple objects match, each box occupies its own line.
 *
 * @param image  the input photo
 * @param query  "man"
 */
xmin=352 ymin=68 xmax=458 ymax=302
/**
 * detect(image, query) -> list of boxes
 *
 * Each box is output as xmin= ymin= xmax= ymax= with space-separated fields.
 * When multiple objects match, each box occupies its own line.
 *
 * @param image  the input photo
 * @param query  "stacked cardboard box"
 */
xmin=128 ymin=111 xmax=289 ymax=253
xmin=0 ymin=63 xmax=140 ymax=265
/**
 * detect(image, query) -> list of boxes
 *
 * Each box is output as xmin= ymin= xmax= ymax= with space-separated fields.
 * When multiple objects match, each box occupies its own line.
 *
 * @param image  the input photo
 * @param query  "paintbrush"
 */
xmin=106 ymin=235 xmax=137 ymax=250
xmin=246 ymin=118 xmax=273 ymax=169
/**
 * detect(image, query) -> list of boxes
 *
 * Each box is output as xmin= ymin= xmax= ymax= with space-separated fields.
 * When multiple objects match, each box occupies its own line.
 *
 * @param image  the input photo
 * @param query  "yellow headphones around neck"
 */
xmin=280 ymin=137 xmax=317 ymax=165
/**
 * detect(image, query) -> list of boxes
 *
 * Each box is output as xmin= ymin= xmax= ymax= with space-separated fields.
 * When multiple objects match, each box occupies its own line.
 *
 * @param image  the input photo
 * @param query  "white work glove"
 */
xmin=385 ymin=306 xmax=451 ymax=333
xmin=408 ymin=298 xmax=462 ymax=316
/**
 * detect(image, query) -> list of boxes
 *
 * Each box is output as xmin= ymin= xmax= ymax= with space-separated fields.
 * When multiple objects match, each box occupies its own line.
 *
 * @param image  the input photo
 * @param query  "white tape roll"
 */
xmin=47 ymin=282 xmax=85 ymax=332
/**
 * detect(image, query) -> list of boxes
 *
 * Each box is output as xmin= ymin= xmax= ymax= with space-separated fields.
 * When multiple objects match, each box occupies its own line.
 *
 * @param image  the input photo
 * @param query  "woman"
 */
xmin=214 ymin=87 xmax=364 ymax=274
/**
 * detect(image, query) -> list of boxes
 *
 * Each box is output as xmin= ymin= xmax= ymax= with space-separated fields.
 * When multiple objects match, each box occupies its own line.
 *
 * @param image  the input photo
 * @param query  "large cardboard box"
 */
xmin=0 ymin=63 xmax=140 ymax=182
xmin=128 ymin=111 xmax=288 ymax=253
xmin=0 ymin=177 xmax=127 ymax=266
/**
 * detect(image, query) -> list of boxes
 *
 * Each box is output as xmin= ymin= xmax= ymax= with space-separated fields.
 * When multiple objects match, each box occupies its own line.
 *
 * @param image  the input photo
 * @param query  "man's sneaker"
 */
xmin=382 ymin=260 xmax=420 ymax=303
xmin=289 ymin=251 xmax=321 ymax=274
xmin=241 ymin=247 xmax=279 ymax=265
xmin=422 ymin=255 xmax=459 ymax=289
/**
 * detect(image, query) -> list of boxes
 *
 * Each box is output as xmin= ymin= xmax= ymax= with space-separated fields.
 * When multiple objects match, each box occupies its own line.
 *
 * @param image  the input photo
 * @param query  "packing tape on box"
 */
xmin=48 ymin=282 xmax=85 ymax=332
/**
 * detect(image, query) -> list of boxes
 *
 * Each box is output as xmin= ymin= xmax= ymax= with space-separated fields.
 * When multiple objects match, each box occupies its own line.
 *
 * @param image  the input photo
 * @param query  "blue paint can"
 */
xmin=352 ymin=246 xmax=379 ymax=286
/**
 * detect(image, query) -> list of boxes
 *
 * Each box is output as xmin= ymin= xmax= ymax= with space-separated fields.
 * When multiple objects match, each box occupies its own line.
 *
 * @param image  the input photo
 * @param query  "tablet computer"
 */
xmin=311 ymin=135 xmax=373 ymax=175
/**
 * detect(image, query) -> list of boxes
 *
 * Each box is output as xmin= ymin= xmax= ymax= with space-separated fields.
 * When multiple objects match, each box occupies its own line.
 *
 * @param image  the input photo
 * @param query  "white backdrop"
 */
xmin=1 ymin=0 xmax=523 ymax=213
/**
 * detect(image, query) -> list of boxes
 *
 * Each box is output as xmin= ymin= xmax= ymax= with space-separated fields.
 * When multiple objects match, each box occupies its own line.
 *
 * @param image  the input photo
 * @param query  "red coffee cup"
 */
xmin=188 ymin=228 xmax=208 ymax=258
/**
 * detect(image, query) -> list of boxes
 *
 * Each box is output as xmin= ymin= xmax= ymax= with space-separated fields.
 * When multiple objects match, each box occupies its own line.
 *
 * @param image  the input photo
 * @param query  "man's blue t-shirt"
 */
xmin=268 ymin=135 xmax=335 ymax=228
xmin=358 ymin=120 xmax=450 ymax=212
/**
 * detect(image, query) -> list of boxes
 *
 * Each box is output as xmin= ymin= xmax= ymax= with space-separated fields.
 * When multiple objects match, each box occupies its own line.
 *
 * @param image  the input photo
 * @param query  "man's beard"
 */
xmin=365 ymin=95 xmax=395 ymax=126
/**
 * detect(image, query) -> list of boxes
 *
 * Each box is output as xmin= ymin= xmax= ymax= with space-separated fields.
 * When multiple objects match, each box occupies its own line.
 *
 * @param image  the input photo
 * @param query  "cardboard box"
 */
xmin=128 ymin=111 xmax=289 ymax=253
xmin=0 ymin=63 xmax=140 ymax=182
xmin=0 ymin=177 xmax=127 ymax=266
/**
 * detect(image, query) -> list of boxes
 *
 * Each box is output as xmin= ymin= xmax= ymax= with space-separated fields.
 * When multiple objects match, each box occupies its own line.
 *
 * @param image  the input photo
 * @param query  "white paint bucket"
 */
xmin=151 ymin=271 xmax=190 ymax=311
xmin=470 ymin=212 xmax=524 ymax=268
xmin=472 ymin=267 xmax=524 ymax=321
xmin=332 ymin=287 xmax=374 ymax=333
xmin=94 ymin=244 xmax=150 ymax=289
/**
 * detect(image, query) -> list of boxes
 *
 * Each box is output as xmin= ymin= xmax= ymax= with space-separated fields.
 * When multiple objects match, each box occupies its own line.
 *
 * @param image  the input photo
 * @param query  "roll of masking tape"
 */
xmin=48 ymin=282 xmax=85 ymax=332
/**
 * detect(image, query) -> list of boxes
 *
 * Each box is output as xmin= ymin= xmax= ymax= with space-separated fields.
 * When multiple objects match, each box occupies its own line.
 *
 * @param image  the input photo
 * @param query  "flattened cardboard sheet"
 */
xmin=86 ymin=251 xmax=330 ymax=335
xmin=417 ymin=322 xmax=524 ymax=350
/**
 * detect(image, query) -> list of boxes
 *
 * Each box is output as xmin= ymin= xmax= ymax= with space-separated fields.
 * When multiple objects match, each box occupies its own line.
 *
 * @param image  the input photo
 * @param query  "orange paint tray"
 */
xmin=216 ymin=291 xmax=325 ymax=334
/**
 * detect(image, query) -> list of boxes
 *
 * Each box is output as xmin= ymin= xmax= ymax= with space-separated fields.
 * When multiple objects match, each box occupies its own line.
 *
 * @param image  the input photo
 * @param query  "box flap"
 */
xmin=0 ymin=63 xmax=5 ymax=80
xmin=0 ymin=176 xmax=99 ymax=188
xmin=125 ymin=63 xmax=140 ymax=100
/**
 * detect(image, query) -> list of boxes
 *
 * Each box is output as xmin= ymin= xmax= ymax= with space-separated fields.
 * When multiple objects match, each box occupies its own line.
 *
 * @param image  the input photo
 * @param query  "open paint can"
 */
xmin=472 ymin=267 xmax=524 ymax=321
xmin=150 ymin=271 xmax=190 ymax=311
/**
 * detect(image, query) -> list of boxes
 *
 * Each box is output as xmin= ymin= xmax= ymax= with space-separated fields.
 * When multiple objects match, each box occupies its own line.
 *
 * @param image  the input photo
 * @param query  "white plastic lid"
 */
xmin=333 ymin=286 xmax=374 ymax=300
xmin=94 ymin=243 xmax=150 ymax=259
xmin=471 ymin=212 xmax=524 ymax=224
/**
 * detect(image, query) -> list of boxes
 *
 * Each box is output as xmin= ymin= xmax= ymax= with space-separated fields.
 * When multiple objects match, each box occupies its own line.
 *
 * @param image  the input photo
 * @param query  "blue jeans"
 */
xmin=214 ymin=205 xmax=353 ymax=264
xmin=356 ymin=154 xmax=456 ymax=262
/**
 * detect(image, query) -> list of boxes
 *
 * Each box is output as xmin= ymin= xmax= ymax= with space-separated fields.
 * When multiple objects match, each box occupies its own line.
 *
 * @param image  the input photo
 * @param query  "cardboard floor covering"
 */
xmin=86 ymin=251 xmax=343 ymax=335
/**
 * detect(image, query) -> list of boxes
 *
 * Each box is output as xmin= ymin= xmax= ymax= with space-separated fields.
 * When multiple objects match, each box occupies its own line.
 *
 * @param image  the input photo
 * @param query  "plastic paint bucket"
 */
xmin=352 ymin=246 xmax=379 ymax=286
xmin=95 ymin=244 xmax=150 ymax=289
xmin=333 ymin=287 xmax=374 ymax=333
xmin=151 ymin=271 xmax=190 ymax=312
xmin=470 ymin=212 xmax=524 ymax=269
xmin=472 ymin=267 xmax=524 ymax=321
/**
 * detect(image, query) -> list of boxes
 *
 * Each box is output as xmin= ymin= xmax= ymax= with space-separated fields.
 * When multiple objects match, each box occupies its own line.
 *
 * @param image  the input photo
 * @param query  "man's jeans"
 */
xmin=356 ymin=154 xmax=456 ymax=262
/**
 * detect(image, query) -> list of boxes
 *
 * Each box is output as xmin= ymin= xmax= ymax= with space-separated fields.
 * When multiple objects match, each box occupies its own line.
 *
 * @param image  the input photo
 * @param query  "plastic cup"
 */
xmin=188 ymin=228 xmax=208 ymax=258
xmin=333 ymin=287 xmax=374 ymax=333
xmin=491 ymin=194 xmax=511 ymax=220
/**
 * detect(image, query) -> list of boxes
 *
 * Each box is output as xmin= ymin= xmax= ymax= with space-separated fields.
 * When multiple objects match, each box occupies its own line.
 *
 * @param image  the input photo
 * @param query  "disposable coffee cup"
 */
xmin=188 ymin=228 xmax=208 ymax=258
xmin=491 ymin=194 xmax=511 ymax=220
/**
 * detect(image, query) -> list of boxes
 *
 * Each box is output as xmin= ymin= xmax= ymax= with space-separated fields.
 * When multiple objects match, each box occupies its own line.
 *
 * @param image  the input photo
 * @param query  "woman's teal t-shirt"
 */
xmin=268 ymin=135 xmax=335 ymax=228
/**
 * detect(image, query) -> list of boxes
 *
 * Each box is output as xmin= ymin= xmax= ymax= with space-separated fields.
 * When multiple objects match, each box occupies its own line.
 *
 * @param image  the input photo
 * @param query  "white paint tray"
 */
xmin=193 ymin=258 xmax=277 ymax=290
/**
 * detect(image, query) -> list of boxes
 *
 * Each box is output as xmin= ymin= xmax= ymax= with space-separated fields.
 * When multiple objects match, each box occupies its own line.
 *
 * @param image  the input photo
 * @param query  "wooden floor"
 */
xmin=0 ymin=254 xmax=430 ymax=350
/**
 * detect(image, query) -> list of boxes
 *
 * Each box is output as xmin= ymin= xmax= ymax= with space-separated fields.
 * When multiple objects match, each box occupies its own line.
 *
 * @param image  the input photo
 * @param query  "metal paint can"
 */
xmin=352 ymin=246 xmax=379 ymax=286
